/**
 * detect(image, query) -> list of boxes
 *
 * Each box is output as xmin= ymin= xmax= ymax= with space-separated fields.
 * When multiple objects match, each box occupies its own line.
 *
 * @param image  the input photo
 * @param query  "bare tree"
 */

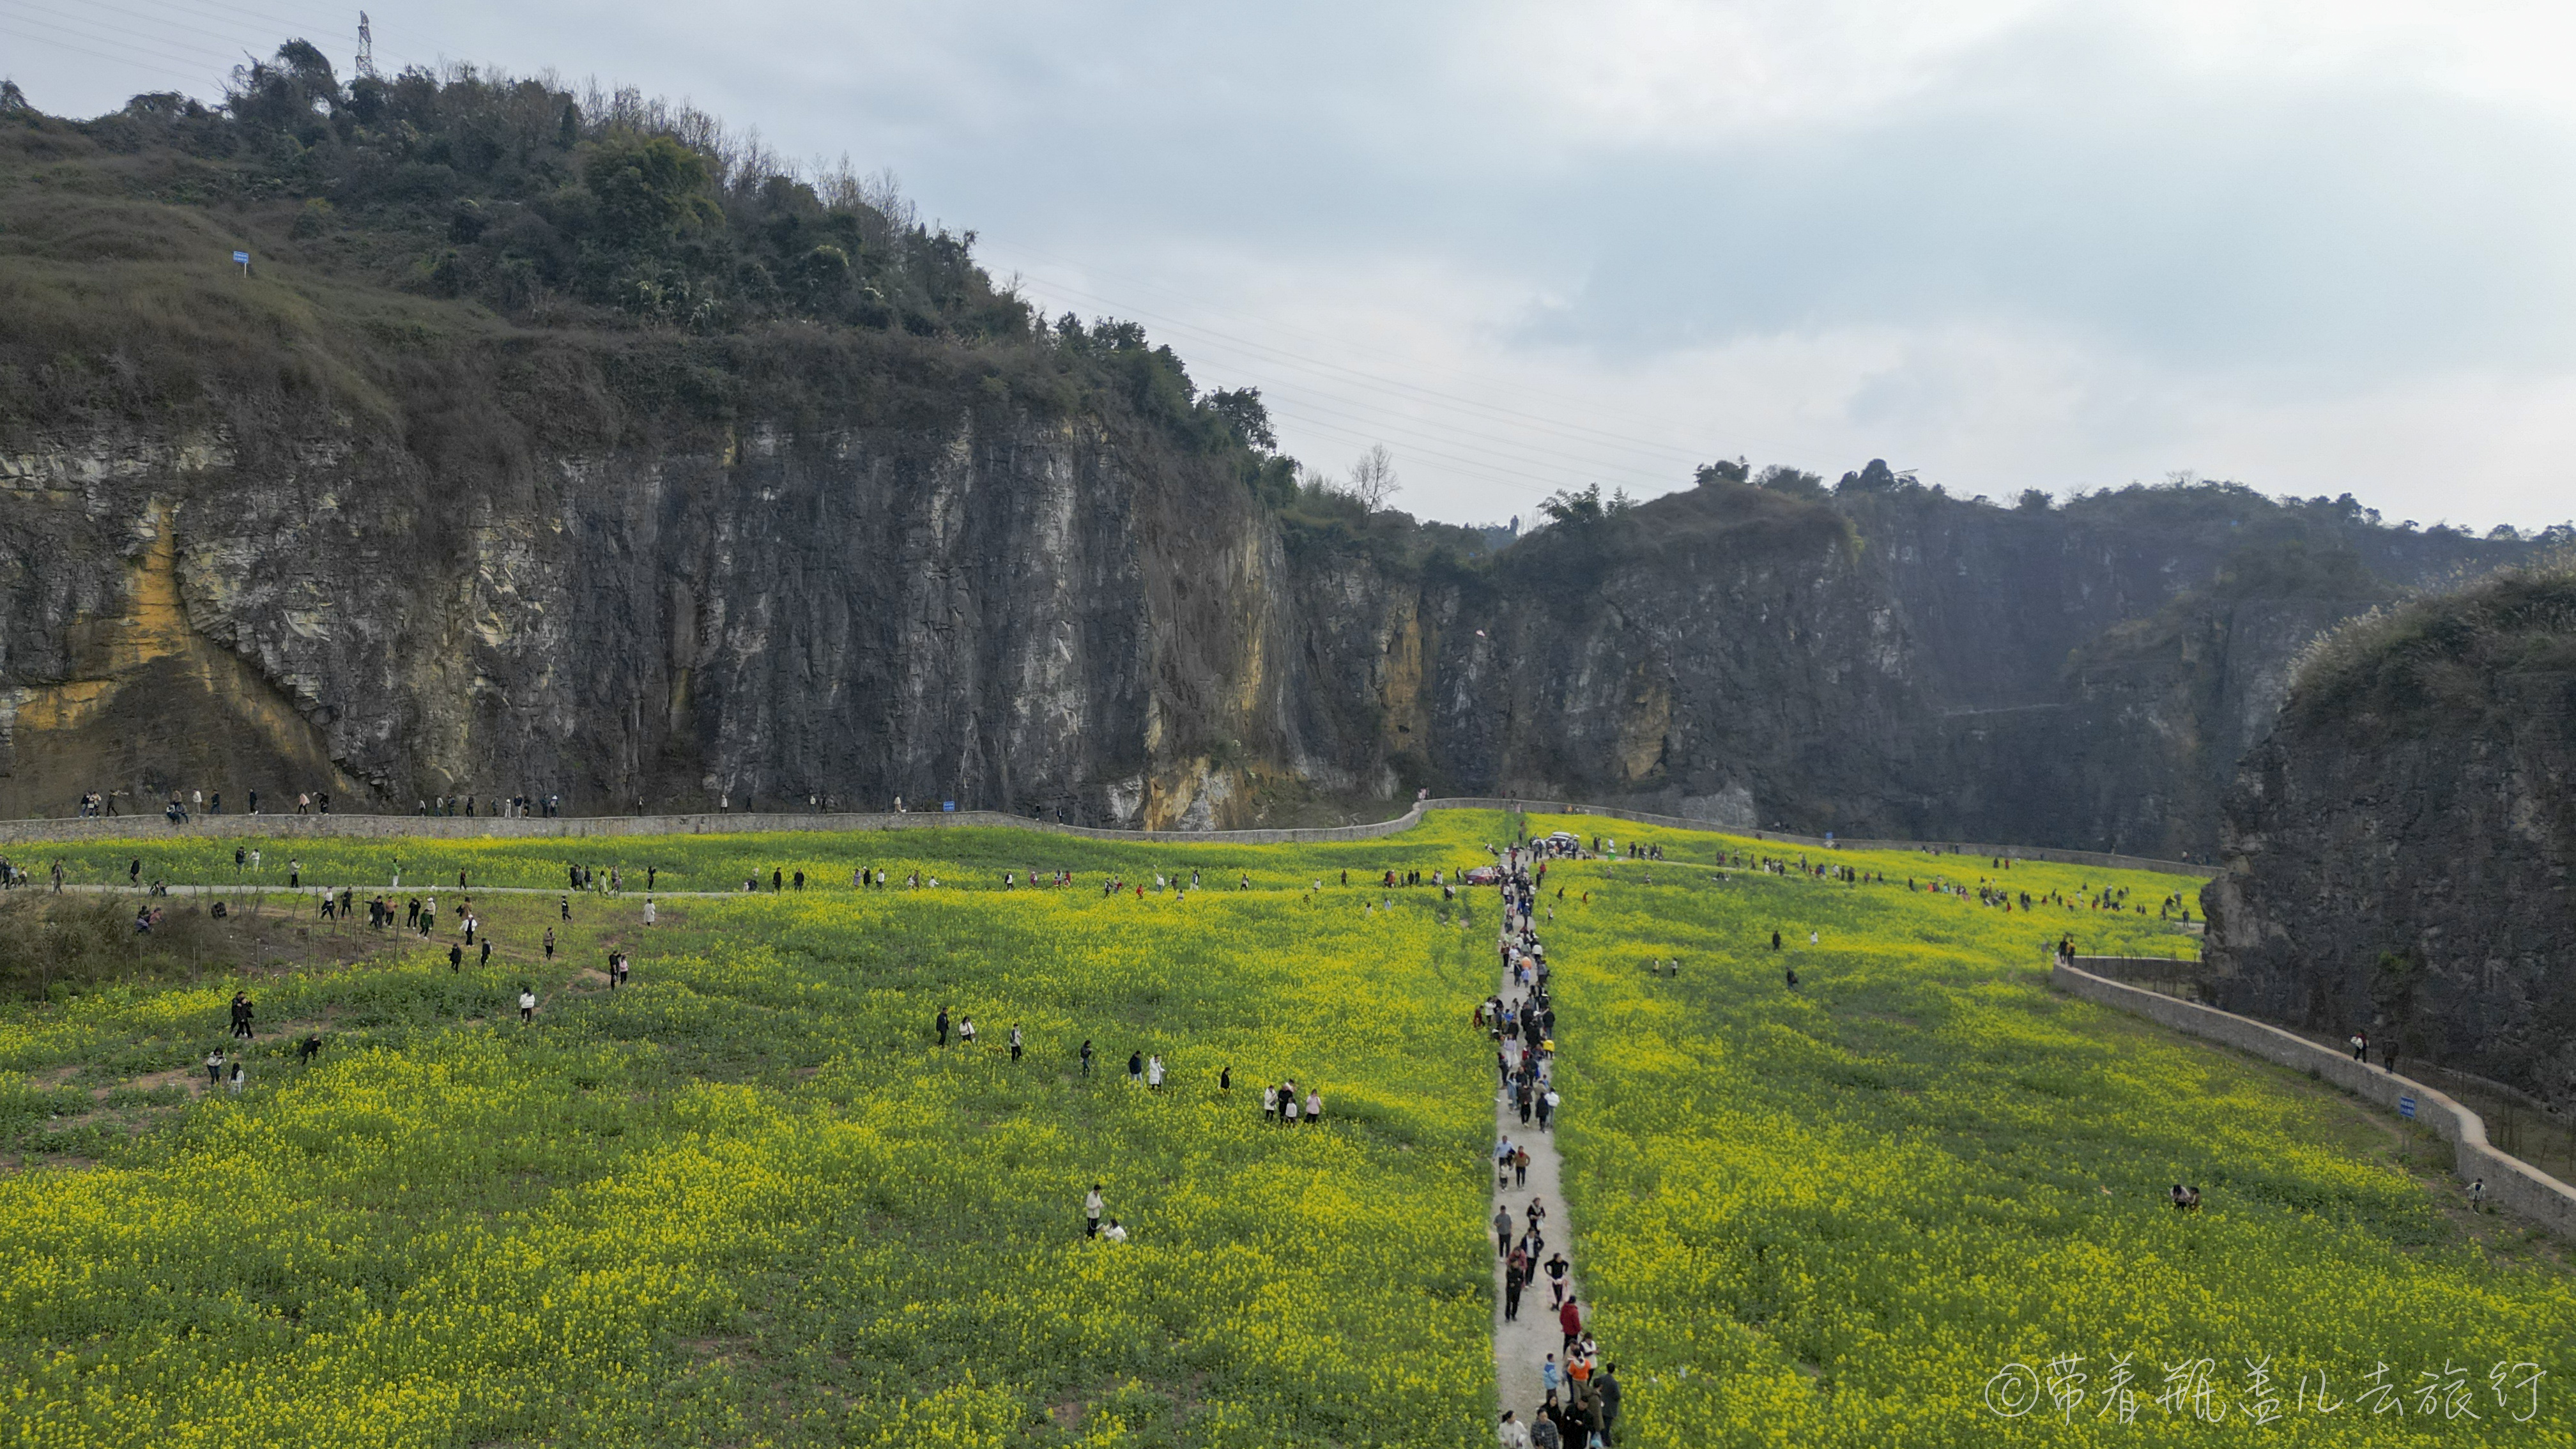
xmin=1346 ymin=445 xmax=1400 ymax=511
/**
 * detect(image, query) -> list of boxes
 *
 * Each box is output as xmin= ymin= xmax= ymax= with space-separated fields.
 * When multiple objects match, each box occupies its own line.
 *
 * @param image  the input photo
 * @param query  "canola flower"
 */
xmin=3 ymin=811 xmax=2568 ymax=1445
xmin=0 ymin=857 xmax=1504 ymax=1446
xmin=1515 ymin=812 xmax=2576 ymax=1447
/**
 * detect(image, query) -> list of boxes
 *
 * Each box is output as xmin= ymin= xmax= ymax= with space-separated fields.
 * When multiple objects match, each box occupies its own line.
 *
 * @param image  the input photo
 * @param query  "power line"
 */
xmin=1252 ymin=379 xmax=1659 ymax=486
xmin=1007 ymin=264 xmax=1706 ymax=489
xmin=1120 ymin=309 xmax=1705 ymax=477
xmin=0 ymin=6 xmax=245 ymax=78
xmin=0 ymin=22 xmax=215 ymax=89
xmin=121 ymin=0 xmax=424 ymax=70
xmin=34 ymin=0 xmax=288 ymax=57
xmin=1266 ymin=407 xmax=1579 ymax=494
xmin=997 ymin=250 xmax=1716 ymax=468
xmin=979 ymin=233 xmax=1758 ymax=451
xmin=1006 ymin=265 xmax=1690 ymax=462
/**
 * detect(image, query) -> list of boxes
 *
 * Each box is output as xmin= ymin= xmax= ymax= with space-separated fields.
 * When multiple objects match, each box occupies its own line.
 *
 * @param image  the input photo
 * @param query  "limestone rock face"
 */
xmin=2200 ymin=565 xmax=2576 ymax=1108
xmin=0 ymin=338 xmax=2527 ymax=843
xmin=0 ymin=405 xmax=1300 ymax=829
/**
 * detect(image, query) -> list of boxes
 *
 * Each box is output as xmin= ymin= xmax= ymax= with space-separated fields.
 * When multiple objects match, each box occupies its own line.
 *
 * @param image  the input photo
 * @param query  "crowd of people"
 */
xmin=1483 ymin=843 xmax=1620 ymax=1448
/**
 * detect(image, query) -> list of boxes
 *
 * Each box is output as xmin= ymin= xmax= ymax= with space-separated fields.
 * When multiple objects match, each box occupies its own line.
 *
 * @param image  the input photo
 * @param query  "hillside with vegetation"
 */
xmin=0 ymin=47 xmax=2555 ymax=854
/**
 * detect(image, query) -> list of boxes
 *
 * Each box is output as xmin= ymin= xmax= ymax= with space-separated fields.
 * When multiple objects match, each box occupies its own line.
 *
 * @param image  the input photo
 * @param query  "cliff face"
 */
xmin=1 ymin=371 xmax=1305 ymax=828
xmin=2200 ymin=565 xmax=2576 ymax=1108
xmin=0 ymin=351 xmax=2527 ymax=844
xmin=1325 ymin=486 xmax=2511 ymax=855
xmin=0 ymin=97 xmax=2538 ymax=843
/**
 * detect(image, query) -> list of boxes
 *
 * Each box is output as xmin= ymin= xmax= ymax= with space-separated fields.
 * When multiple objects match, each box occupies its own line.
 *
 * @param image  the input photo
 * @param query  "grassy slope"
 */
xmin=0 ymin=816 xmax=1514 ymax=1448
xmin=0 ymin=812 xmax=2566 ymax=1446
xmin=1514 ymin=812 xmax=2573 ymax=1446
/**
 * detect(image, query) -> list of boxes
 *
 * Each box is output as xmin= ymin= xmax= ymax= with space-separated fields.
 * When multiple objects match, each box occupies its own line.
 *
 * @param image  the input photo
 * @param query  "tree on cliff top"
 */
xmin=1345 ymin=445 xmax=1402 ymax=511
xmin=584 ymin=135 xmax=723 ymax=249
xmin=8 ymin=43 xmax=1316 ymax=507
xmin=120 ymin=42 xmax=1034 ymax=339
xmin=1537 ymin=482 xmax=1634 ymax=528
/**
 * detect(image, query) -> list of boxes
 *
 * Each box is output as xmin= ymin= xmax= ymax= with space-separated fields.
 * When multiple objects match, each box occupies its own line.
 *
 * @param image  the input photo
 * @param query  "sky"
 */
xmin=8 ymin=0 xmax=2575 ymax=531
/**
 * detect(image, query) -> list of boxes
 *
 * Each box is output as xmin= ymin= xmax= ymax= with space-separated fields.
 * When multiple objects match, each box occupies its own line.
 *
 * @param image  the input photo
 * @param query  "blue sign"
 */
xmin=232 ymin=250 xmax=249 ymax=264
xmin=942 ymin=801 xmax=956 ymax=812
xmin=2398 ymin=1094 xmax=2416 ymax=1120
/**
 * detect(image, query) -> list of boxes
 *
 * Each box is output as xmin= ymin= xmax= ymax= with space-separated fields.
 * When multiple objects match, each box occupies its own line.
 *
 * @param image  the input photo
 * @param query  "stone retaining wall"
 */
xmin=2053 ymin=960 xmax=2576 ymax=1240
xmin=2069 ymin=954 xmax=2212 ymax=999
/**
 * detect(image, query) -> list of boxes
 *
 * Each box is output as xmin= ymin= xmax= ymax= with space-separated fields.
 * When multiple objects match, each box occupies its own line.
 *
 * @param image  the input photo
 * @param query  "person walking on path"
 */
xmin=1498 ymin=1411 xmax=1531 ymax=1449
xmin=1558 ymin=1297 xmax=1584 ymax=1355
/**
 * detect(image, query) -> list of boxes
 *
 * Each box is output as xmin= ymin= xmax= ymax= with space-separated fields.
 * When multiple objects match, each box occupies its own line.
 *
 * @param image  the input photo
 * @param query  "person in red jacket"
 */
xmin=1558 ymin=1296 xmax=1583 ymax=1354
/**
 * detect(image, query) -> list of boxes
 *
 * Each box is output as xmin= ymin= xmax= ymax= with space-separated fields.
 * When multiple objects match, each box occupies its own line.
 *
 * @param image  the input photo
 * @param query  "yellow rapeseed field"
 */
xmin=1 ymin=809 xmax=2566 ymax=1446
xmin=1516 ymin=812 xmax=2575 ymax=1446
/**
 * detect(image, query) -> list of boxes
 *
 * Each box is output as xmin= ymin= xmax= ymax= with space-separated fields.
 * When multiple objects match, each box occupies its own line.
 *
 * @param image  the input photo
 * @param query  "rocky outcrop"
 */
xmin=2200 ymin=562 xmax=2576 ymax=1108
xmin=1 ymin=379 xmax=1305 ymax=828
xmin=1346 ymin=484 xmax=2512 ymax=855
xmin=0 ymin=350 xmax=2529 ymax=846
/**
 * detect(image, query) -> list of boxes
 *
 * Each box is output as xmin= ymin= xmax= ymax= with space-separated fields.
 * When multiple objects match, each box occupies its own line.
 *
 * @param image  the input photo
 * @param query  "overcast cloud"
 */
xmin=9 ymin=0 xmax=2573 ymax=529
